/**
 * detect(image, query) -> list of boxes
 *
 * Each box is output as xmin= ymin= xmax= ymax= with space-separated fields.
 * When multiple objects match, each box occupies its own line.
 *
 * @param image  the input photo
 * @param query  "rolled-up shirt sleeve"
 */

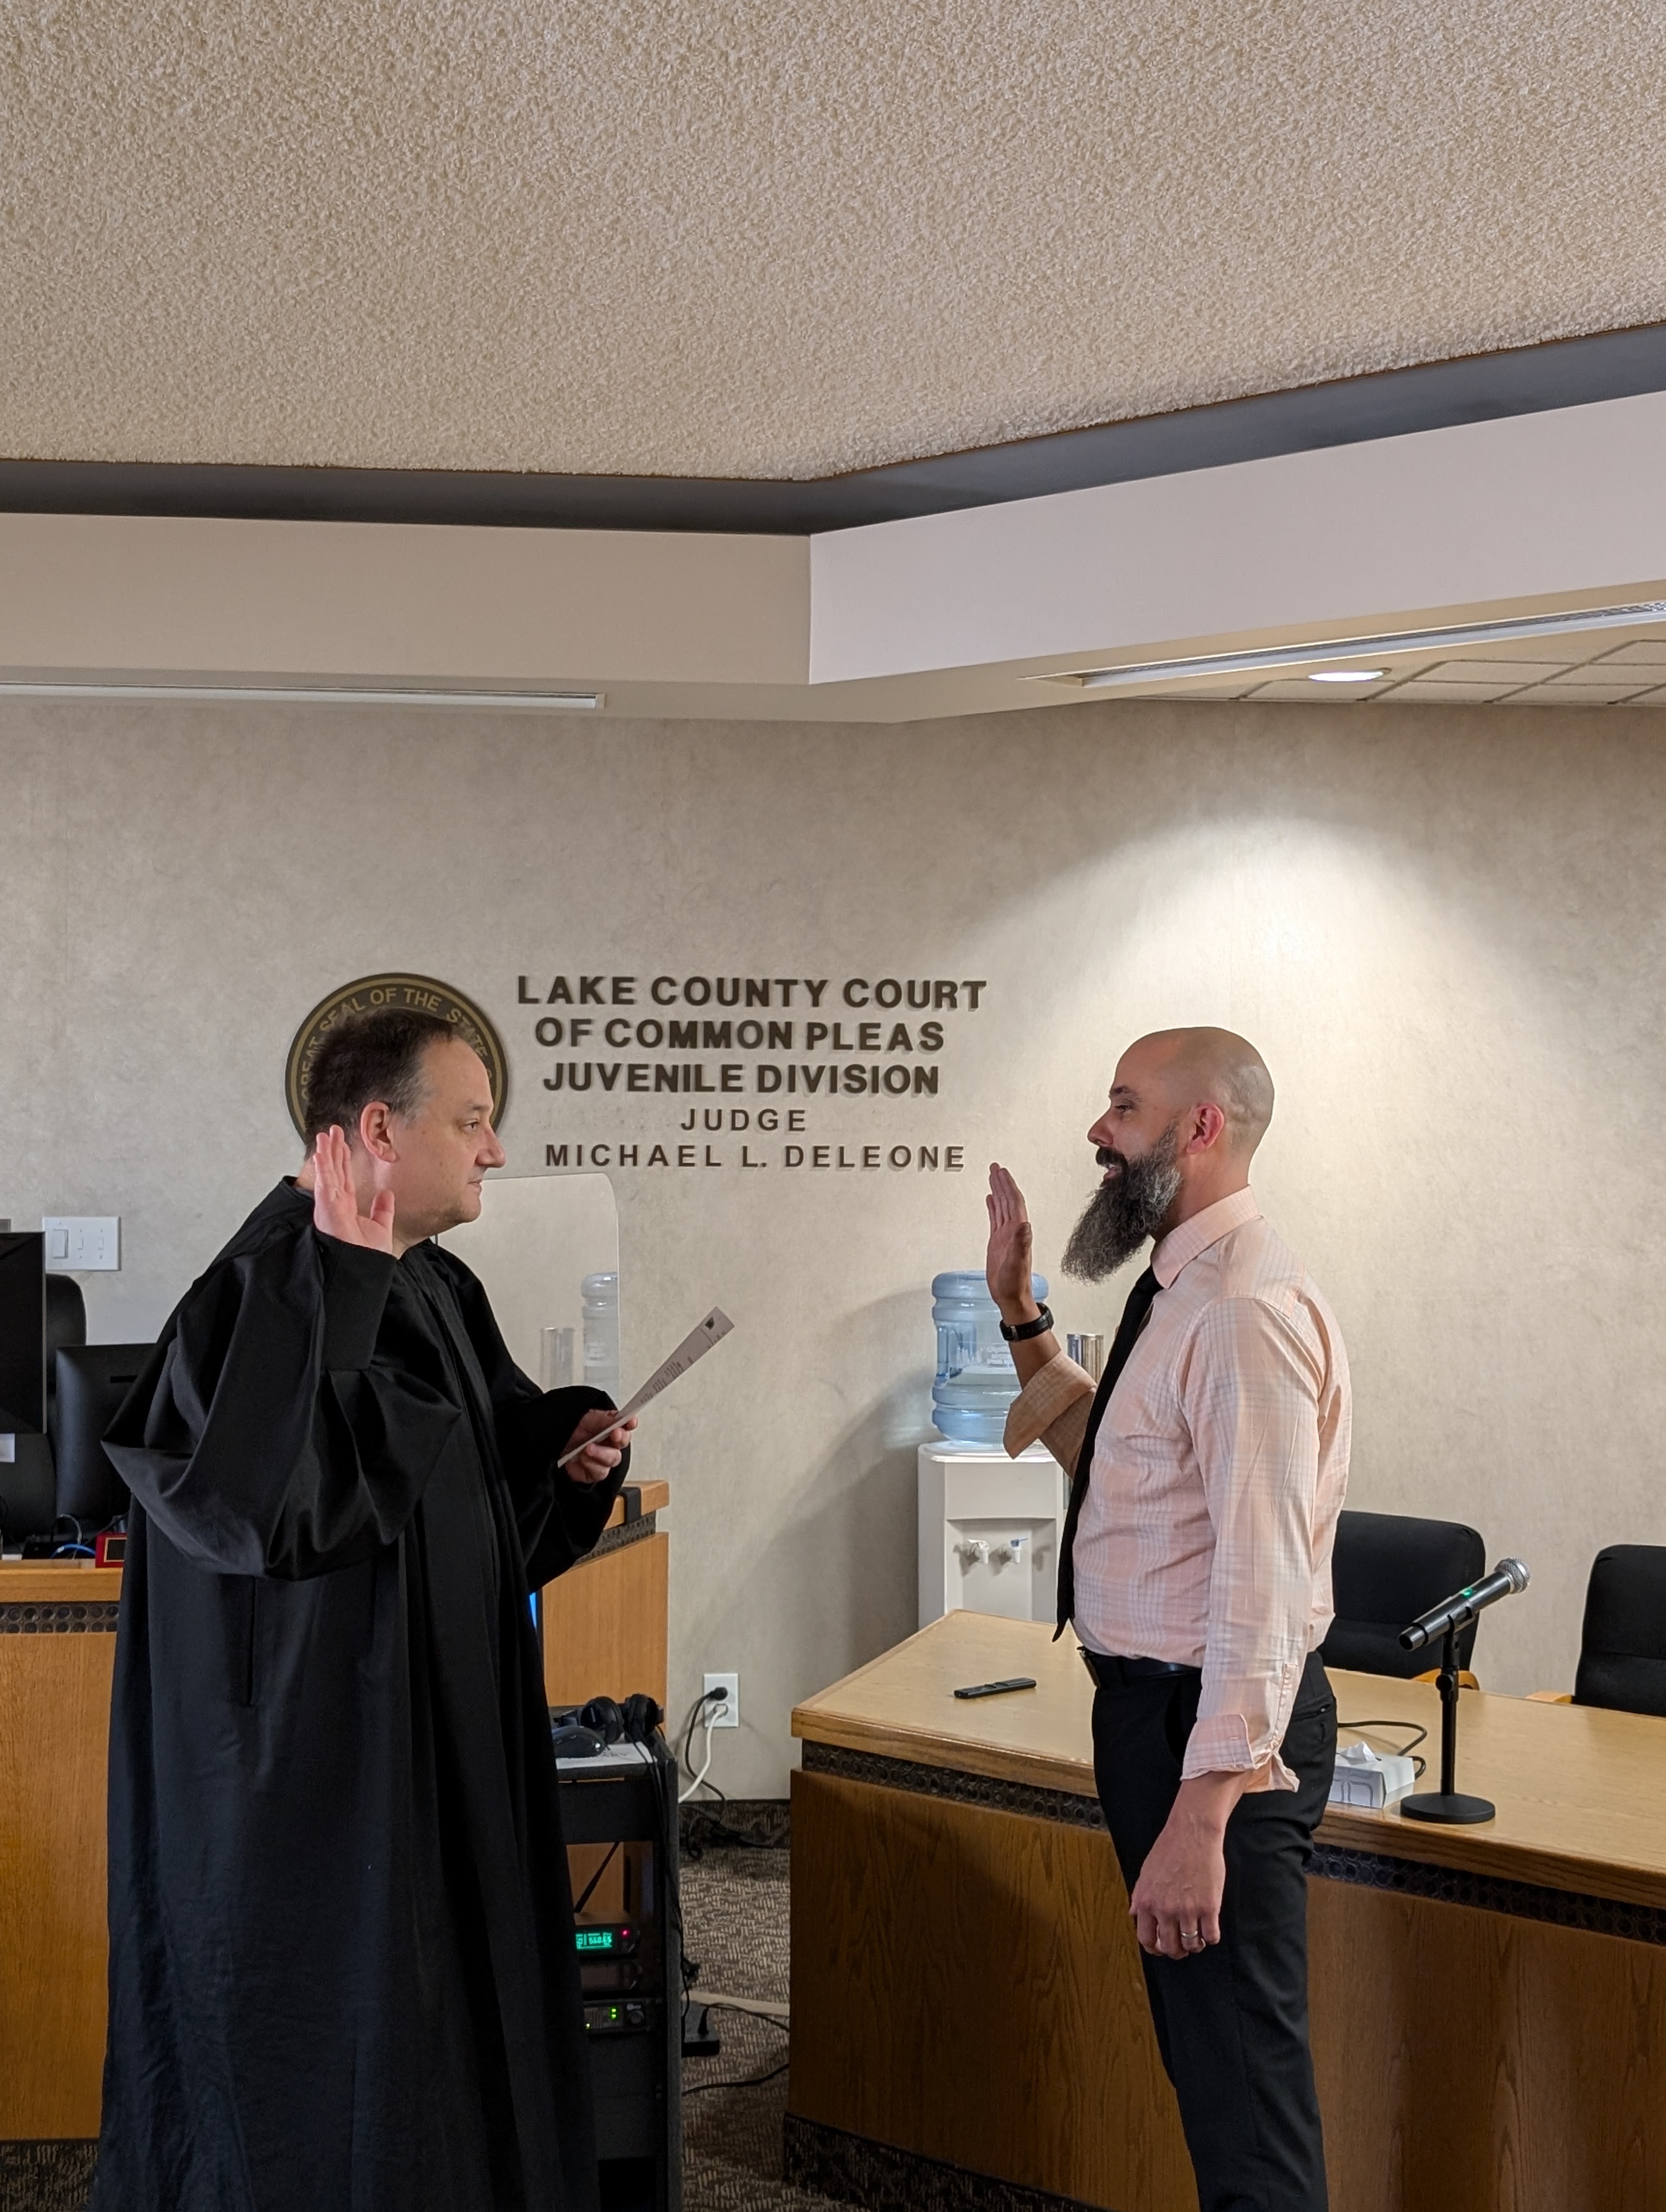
xmin=1004 ymin=1351 xmax=1095 ymax=1476
xmin=1177 ymin=1295 xmax=1324 ymax=1791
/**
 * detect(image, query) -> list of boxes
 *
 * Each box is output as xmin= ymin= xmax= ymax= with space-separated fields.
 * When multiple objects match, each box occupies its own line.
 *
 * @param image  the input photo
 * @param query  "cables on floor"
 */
xmin=680 ymin=1803 xmax=787 ymax=1859
xmin=687 ymin=1989 xmax=790 ymax=2025
xmin=683 ymin=2057 xmax=789 ymax=2097
xmin=681 ymin=1998 xmax=790 ymax=2095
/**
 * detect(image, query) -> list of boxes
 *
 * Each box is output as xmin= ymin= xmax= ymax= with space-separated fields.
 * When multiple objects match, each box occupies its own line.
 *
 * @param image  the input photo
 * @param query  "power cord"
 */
xmin=681 ymin=1802 xmax=787 ymax=1859
xmin=682 ymin=2000 xmax=790 ymax=2098
xmin=683 ymin=2056 xmax=789 ymax=2097
xmin=638 ymin=1737 xmax=707 ymax=2060
xmin=678 ymin=1686 xmax=729 ymax=1805
xmin=688 ymin=1989 xmax=789 ymax=2025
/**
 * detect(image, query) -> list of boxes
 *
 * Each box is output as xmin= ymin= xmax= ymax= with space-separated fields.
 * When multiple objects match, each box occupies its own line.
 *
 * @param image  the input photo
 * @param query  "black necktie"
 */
xmin=1054 ymin=1264 xmax=1162 ymax=1637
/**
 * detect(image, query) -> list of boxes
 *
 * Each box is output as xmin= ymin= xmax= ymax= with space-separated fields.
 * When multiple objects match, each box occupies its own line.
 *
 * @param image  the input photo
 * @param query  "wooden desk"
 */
xmin=0 ymin=1483 xmax=671 ymax=2142
xmin=0 ymin=1562 xmax=124 ymax=2139
xmin=542 ymin=1478 xmax=671 ymax=1710
xmin=788 ymin=1612 xmax=1666 ymax=2212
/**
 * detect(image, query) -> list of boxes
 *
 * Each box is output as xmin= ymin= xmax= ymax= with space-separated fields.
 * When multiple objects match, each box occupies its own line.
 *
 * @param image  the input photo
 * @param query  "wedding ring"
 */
xmin=1181 ymin=1927 xmax=1203 ymax=1950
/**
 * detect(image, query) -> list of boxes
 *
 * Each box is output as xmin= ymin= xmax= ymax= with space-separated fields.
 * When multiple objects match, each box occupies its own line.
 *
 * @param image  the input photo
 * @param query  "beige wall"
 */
xmin=3 ymin=696 xmax=1659 ymax=1791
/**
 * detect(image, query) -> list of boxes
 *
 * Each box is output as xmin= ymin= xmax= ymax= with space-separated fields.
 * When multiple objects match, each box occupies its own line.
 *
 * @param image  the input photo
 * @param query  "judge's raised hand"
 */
xmin=311 ymin=1126 xmax=396 ymax=1255
xmin=562 ymin=1407 xmax=638 ymax=1488
xmin=985 ymin=1163 xmax=1039 ymax=1324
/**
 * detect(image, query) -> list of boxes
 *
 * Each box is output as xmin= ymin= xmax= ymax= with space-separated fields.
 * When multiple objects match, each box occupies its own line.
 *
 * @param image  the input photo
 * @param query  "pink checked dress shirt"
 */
xmin=1004 ymin=1188 xmax=1351 ymax=1791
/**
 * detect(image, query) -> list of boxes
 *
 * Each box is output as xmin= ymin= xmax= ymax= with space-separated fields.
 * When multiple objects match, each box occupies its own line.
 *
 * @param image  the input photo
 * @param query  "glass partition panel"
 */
xmin=438 ymin=1173 xmax=620 ymax=1394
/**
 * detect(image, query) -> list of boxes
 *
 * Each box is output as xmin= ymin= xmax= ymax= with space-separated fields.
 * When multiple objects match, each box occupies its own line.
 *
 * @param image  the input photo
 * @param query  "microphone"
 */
xmin=1400 ymin=1558 xmax=1530 ymax=1652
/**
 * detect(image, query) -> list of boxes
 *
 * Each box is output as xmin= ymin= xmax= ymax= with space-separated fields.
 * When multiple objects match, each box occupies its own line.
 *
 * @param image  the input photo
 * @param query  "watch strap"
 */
xmin=1000 ymin=1302 xmax=1054 ymax=1342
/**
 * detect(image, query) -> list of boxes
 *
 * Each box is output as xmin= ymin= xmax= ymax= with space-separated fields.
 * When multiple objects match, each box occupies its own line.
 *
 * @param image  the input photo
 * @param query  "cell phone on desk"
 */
xmin=952 ymin=1676 xmax=1037 ymax=1699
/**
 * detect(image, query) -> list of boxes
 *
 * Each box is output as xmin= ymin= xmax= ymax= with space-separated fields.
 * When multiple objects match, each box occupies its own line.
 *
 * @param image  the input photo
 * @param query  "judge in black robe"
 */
xmin=92 ymin=1173 xmax=631 ymax=2211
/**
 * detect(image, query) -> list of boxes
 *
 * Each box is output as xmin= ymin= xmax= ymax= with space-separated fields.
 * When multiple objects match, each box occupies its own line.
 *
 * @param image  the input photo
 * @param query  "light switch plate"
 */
xmin=42 ymin=1217 xmax=120 ymax=1271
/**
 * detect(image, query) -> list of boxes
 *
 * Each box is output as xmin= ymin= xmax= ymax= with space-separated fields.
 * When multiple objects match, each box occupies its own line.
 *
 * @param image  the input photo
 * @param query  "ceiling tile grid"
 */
xmin=1178 ymin=633 xmax=1666 ymax=708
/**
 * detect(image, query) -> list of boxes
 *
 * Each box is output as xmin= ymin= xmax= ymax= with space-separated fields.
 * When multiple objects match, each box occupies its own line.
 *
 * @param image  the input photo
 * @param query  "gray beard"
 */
xmin=1060 ymin=1123 xmax=1183 ymax=1281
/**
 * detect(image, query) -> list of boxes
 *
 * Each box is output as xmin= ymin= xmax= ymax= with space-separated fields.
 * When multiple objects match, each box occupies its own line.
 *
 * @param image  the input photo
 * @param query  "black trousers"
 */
xmin=1089 ymin=1651 xmax=1336 ymax=2212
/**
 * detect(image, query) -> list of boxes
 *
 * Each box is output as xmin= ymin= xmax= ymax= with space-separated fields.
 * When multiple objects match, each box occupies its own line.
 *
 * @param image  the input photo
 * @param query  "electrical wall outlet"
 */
xmin=703 ymin=1671 xmax=740 ymax=1728
xmin=43 ymin=1217 xmax=120 ymax=1271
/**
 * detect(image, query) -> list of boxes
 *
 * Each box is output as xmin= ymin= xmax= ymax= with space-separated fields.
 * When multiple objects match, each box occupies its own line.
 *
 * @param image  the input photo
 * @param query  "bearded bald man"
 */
xmin=986 ymin=1029 xmax=1350 ymax=2212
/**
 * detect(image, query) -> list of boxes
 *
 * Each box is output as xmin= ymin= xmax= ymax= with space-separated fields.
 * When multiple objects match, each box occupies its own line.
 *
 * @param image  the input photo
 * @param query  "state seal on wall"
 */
xmin=285 ymin=974 xmax=509 ymax=1137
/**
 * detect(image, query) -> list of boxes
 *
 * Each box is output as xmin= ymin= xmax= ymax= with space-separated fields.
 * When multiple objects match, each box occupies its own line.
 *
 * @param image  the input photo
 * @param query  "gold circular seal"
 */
xmin=285 ymin=974 xmax=509 ymax=1137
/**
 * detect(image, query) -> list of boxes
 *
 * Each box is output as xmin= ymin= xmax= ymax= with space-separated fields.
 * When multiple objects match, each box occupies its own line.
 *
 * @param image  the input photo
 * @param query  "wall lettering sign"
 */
xmin=286 ymin=975 xmax=509 ymax=1137
xmin=521 ymin=972 xmax=981 ymax=1173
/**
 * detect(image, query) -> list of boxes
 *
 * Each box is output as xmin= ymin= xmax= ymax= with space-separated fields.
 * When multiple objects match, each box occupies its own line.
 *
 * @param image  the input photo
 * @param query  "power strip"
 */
xmin=1329 ymin=1742 xmax=1416 ymax=1810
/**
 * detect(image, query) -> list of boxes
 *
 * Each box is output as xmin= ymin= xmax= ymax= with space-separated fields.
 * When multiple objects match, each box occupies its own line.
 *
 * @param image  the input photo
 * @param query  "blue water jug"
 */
xmin=932 ymin=1270 xmax=1048 ymax=1446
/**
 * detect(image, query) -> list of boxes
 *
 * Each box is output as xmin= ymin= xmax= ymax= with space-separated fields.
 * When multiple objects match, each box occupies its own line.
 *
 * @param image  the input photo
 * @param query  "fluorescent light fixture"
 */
xmin=1308 ymin=670 xmax=1383 ymax=684
xmin=1040 ymin=600 xmax=1666 ymax=691
xmin=0 ymin=682 xmax=604 ymax=710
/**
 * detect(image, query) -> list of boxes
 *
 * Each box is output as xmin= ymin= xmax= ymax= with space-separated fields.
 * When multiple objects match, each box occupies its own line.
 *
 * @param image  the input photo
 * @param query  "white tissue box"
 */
xmin=1328 ymin=1741 xmax=1416 ymax=1810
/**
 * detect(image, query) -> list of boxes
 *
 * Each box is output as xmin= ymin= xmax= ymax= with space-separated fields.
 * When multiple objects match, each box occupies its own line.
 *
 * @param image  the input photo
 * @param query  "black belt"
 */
xmin=1079 ymin=1649 xmax=1200 ymax=1689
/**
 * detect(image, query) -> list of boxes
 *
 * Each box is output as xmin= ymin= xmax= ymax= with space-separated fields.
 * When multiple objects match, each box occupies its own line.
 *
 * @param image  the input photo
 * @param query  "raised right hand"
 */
xmin=311 ymin=1126 xmax=396 ymax=1255
xmin=985 ymin=1163 xmax=1039 ymax=1323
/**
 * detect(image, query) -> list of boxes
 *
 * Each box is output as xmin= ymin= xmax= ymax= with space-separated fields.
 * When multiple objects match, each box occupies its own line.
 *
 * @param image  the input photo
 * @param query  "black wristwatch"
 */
xmin=999 ymin=1302 xmax=1054 ymax=1342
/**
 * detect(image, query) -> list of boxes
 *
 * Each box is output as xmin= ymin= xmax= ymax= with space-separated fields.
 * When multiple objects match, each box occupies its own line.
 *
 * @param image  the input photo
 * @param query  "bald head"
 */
xmin=1068 ymin=1028 xmax=1274 ymax=1275
xmin=1128 ymin=1027 xmax=1274 ymax=1160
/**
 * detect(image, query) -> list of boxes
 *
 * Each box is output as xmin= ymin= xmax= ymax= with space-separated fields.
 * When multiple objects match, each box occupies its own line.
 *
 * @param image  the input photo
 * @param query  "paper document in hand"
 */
xmin=554 ymin=1308 xmax=734 ymax=1466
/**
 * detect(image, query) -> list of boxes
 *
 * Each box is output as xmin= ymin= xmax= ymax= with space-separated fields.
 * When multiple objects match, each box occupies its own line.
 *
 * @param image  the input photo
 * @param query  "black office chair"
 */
xmin=1321 ymin=1509 xmax=1488 ymax=1680
xmin=1572 ymin=1546 xmax=1666 ymax=1719
xmin=53 ymin=1344 xmax=149 ymax=1526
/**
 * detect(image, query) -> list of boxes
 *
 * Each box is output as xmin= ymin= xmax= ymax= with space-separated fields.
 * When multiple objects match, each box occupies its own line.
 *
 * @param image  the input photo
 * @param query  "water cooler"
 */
xmin=917 ymin=1438 xmax=1067 ymax=1627
xmin=919 ymin=1269 xmax=1071 ymax=1630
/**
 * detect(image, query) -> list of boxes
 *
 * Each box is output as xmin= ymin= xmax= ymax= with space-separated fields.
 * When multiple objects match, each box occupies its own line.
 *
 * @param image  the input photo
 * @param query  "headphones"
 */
xmin=578 ymin=1692 xmax=664 ymax=1745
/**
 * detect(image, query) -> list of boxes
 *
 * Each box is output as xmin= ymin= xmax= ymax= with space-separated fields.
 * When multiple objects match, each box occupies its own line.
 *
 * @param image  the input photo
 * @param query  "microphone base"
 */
xmin=1401 ymin=1790 xmax=1496 ymax=1826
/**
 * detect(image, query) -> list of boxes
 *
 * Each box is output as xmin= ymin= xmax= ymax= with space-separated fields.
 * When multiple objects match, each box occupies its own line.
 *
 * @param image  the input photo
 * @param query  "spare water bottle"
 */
xmin=932 ymin=1270 xmax=1048 ymax=1446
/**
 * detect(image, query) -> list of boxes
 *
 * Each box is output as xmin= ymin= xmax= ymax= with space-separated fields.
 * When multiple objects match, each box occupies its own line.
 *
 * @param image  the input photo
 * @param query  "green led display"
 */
xmin=576 ymin=1928 xmax=618 ymax=1952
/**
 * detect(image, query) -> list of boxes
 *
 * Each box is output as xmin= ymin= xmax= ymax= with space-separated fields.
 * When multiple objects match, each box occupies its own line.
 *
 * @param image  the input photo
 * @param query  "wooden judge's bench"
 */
xmin=788 ymin=1611 xmax=1666 ymax=2212
xmin=0 ymin=1478 xmax=669 ymax=2142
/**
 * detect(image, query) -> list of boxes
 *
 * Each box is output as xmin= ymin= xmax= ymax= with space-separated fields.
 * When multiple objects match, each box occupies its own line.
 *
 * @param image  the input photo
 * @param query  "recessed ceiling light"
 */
xmin=1036 ymin=599 xmax=1666 ymax=691
xmin=1308 ymin=670 xmax=1383 ymax=684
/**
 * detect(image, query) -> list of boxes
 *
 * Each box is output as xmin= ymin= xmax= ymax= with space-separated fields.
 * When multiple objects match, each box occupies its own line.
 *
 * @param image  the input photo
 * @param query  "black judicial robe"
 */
xmin=92 ymin=1182 xmax=629 ymax=2212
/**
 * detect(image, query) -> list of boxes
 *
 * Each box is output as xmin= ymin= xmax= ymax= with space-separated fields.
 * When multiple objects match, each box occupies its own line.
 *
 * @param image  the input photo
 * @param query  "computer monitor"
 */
xmin=0 ymin=1231 xmax=46 ymax=1435
xmin=0 ymin=1435 xmax=57 ymax=1541
xmin=53 ymin=1345 xmax=150 ymax=1526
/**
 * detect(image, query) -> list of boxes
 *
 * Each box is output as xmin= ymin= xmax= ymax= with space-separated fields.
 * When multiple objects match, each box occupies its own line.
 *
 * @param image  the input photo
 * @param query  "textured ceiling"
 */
xmin=7 ymin=2 xmax=1666 ymax=480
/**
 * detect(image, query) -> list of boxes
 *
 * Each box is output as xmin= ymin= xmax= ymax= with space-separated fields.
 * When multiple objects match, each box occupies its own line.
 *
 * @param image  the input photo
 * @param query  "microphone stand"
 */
xmin=1400 ymin=1624 xmax=1495 ymax=1825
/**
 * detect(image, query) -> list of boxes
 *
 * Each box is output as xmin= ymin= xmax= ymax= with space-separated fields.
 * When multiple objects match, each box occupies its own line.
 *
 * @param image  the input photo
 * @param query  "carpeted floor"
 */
xmin=0 ymin=2149 xmax=94 ymax=2212
xmin=1 ymin=1842 xmax=837 ymax=2212
xmin=680 ymin=1842 xmax=836 ymax=2212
